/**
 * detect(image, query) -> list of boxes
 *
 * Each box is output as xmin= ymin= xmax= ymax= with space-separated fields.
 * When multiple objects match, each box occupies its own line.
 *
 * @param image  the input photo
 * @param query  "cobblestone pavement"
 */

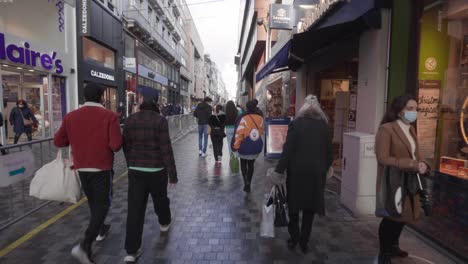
xmin=0 ymin=131 xmax=462 ymax=264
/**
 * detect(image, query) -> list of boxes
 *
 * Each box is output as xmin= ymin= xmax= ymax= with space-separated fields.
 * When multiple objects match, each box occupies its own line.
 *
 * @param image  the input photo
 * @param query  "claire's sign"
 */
xmin=0 ymin=32 xmax=64 ymax=74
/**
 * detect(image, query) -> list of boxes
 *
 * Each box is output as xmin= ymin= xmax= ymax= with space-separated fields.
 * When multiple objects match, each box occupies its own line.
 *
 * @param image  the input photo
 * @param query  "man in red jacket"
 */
xmin=54 ymin=83 xmax=122 ymax=264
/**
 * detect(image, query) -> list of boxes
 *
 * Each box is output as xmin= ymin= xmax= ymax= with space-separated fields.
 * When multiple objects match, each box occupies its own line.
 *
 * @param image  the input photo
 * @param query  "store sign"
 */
xmin=0 ymin=149 xmax=35 ymax=187
xmin=80 ymin=0 xmax=90 ymax=36
xmin=90 ymin=70 xmax=115 ymax=81
xmin=417 ymin=80 xmax=440 ymax=159
xmin=49 ymin=0 xmax=65 ymax=33
xmin=138 ymin=64 xmax=168 ymax=86
xmin=298 ymin=0 xmax=344 ymax=33
xmin=0 ymin=32 xmax=64 ymax=74
xmin=269 ymin=4 xmax=293 ymax=30
xmin=124 ymin=57 xmax=136 ymax=68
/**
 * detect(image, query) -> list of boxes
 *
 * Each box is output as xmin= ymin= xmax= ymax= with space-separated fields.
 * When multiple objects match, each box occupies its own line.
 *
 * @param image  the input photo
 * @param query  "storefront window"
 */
xmin=83 ymin=37 xmax=115 ymax=69
xmin=414 ymin=1 xmax=468 ymax=258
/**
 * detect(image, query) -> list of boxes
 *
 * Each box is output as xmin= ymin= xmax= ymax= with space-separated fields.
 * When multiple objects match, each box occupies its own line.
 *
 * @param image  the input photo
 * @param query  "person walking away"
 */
xmin=9 ymin=100 xmax=37 ymax=144
xmin=209 ymin=105 xmax=226 ymax=163
xmin=271 ymin=95 xmax=333 ymax=254
xmin=232 ymin=100 xmax=264 ymax=192
xmin=194 ymin=97 xmax=212 ymax=157
xmin=225 ymin=101 xmax=238 ymax=155
xmin=123 ymin=89 xmax=177 ymax=263
xmin=54 ymin=83 xmax=122 ymax=264
xmin=375 ymin=95 xmax=429 ymax=264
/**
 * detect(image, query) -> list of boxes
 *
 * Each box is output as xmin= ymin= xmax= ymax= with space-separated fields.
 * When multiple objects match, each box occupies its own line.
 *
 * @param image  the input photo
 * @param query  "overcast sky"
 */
xmin=186 ymin=0 xmax=241 ymax=99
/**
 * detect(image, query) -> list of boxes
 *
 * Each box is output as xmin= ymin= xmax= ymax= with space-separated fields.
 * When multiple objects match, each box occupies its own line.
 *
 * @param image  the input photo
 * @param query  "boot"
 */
xmin=378 ymin=254 xmax=392 ymax=264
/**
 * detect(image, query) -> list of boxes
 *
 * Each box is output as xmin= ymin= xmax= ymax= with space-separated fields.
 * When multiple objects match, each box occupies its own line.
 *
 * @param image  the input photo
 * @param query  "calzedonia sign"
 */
xmin=0 ymin=32 xmax=64 ymax=74
xmin=90 ymin=70 xmax=115 ymax=81
xmin=80 ymin=0 xmax=90 ymax=36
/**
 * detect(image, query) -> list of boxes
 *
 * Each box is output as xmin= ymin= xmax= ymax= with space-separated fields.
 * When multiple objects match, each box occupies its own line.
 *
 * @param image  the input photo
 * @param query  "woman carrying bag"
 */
xmin=9 ymin=99 xmax=37 ymax=144
xmin=375 ymin=95 xmax=430 ymax=264
xmin=208 ymin=104 xmax=226 ymax=163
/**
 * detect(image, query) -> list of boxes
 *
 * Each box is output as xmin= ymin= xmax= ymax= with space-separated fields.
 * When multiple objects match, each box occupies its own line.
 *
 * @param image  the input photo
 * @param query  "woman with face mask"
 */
xmin=375 ymin=95 xmax=429 ymax=264
xmin=9 ymin=100 xmax=38 ymax=144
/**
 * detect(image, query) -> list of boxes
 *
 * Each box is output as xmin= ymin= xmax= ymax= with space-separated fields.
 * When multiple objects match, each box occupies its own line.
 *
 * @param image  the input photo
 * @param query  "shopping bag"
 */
xmin=375 ymin=166 xmax=406 ymax=218
xmin=274 ymin=185 xmax=289 ymax=227
xmin=29 ymin=149 xmax=81 ymax=203
xmin=260 ymin=187 xmax=276 ymax=238
xmin=229 ymin=153 xmax=239 ymax=174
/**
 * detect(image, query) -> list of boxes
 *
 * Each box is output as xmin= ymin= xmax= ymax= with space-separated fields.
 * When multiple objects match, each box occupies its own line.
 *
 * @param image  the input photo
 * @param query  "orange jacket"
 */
xmin=233 ymin=114 xmax=264 ymax=152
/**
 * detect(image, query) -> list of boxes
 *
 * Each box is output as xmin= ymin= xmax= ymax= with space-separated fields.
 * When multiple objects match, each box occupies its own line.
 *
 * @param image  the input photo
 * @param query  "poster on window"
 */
xmin=417 ymin=80 xmax=440 ymax=159
xmin=265 ymin=117 xmax=291 ymax=159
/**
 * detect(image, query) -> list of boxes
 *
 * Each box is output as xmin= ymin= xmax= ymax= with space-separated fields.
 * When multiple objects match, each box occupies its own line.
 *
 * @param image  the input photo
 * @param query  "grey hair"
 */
xmin=297 ymin=95 xmax=328 ymax=123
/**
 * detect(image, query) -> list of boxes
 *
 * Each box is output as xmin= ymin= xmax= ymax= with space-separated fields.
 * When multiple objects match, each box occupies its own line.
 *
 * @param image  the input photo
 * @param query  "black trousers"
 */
xmin=240 ymin=159 xmax=255 ymax=185
xmin=210 ymin=135 xmax=224 ymax=161
xmin=79 ymin=170 xmax=113 ymax=246
xmin=14 ymin=132 xmax=32 ymax=144
xmin=288 ymin=210 xmax=315 ymax=246
xmin=125 ymin=169 xmax=171 ymax=254
xmin=379 ymin=218 xmax=405 ymax=254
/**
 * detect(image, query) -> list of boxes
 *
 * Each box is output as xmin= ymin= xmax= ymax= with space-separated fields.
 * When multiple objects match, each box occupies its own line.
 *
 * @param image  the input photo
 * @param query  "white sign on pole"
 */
xmin=0 ymin=149 xmax=35 ymax=187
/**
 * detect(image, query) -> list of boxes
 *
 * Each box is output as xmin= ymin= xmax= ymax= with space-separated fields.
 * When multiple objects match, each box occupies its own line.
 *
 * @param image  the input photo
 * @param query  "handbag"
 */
xmin=274 ymin=184 xmax=289 ymax=227
xmin=211 ymin=115 xmax=226 ymax=137
xmin=229 ymin=152 xmax=239 ymax=173
xmin=29 ymin=149 xmax=82 ymax=203
xmin=260 ymin=186 xmax=276 ymax=238
xmin=18 ymin=107 xmax=33 ymax=126
xmin=375 ymin=166 xmax=406 ymax=218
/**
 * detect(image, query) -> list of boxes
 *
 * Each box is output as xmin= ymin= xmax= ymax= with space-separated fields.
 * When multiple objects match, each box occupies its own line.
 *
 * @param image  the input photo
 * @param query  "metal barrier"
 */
xmin=0 ymin=114 xmax=196 ymax=231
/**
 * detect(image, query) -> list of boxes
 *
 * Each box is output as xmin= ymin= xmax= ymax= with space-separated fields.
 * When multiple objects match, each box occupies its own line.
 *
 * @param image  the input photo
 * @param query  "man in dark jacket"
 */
xmin=54 ymin=83 xmax=123 ymax=264
xmin=122 ymin=87 xmax=177 ymax=263
xmin=194 ymin=97 xmax=212 ymax=157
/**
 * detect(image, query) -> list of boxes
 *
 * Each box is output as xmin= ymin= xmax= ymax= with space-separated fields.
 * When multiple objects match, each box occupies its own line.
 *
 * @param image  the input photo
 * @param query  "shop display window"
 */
xmin=83 ymin=37 xmax=115 ymax=69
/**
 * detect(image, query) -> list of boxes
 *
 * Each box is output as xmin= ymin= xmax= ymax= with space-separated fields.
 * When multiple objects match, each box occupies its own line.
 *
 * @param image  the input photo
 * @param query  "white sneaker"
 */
xmin=95 ymin=224 xmax=111 ymax=242
xmin=71 ymin=244 xmax=94 ymax=264
xmin=160 ymin=218 xmax=172 ymax=232
xmin=199 ymin=150 xmax=203 ymax=156
xmin=201 ymin=153 xmax=207 ymax=157
xmin=124 ymin=249 xmax=142 ymax=263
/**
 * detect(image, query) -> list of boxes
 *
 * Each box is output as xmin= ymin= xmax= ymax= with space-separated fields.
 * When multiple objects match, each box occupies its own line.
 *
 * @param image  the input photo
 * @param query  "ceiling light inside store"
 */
xmin=16 ymin=67 xmax=23 ymax=70
xmin=3 ymin=64 xmax=8 ymax=67
xmin=28 ymin=69 xmax=34 ymax=72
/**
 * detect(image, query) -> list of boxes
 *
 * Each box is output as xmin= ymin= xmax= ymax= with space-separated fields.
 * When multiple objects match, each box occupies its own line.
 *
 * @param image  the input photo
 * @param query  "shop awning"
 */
xmin=290 ymin=0 xmax=380 ymax=65
xmin=255 ymin=41 xmax=291 ymax=83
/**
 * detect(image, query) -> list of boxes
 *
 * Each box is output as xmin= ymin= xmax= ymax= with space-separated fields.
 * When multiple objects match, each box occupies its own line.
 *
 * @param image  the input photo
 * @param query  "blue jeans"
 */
xmin=198 ymin=124 xmax=209 ymax=153
xmin=225 ymin=127 xmax=235 ymax=154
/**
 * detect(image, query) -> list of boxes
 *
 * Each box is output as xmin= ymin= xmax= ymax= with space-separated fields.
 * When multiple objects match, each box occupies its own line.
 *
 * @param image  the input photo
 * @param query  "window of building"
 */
xmin=140 ymin=0 xmax=144 ymax=8
xmin=83 ymin=37 xmax=115 ymax=69
xmin=148 ymin=6 xmax=153 ymax=18
xmin=107 ymin=0 xmax=114 ymax=12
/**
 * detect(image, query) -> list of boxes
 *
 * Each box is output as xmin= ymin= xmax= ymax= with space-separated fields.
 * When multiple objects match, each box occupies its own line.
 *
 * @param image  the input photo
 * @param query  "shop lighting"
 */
xmin=28 ymin=69 xmax=34 ymax=72
xmin=2 ymin=64 xmax=8 ymax=67
xmin=16 ymin=67 xmax=23 ymax=70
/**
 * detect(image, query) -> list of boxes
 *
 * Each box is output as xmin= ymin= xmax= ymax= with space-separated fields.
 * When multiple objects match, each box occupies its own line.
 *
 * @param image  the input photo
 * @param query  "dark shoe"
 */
xmin=287 ymin=239 xmax=297 ymax=250
xmin=243 ymin=184 xmax=251 ymax=193
xmin=299 ymin=243 xmax=309 ymax=254
xmin=391 ymin=246 xmax=408 ymax=258
xmin=378 ymin=254 xmax=392 ymax=264
xmin=96 ymin=224 xmax=111 ymax=241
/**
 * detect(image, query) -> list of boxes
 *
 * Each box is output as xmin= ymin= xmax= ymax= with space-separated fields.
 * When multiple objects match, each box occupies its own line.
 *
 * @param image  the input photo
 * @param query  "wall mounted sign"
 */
xmin=90 ymin=70 xmax=115 ymax=81
xmin=138 ymin=64 xmax=168 ymax=86
xmin=49 ymin=0 xmax=65 ymax=33
xmin=269 ymin=4 xmax=293 ymax=30
xmin=0 ymin=32 xmax=64 ymax=74
xmin=79 ymin=0 xmax=90 ymax=36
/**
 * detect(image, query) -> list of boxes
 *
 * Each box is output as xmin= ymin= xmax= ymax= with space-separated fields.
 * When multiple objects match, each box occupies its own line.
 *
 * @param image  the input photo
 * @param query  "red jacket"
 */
xmin=54 ymin=103 xmax=123 ymax=170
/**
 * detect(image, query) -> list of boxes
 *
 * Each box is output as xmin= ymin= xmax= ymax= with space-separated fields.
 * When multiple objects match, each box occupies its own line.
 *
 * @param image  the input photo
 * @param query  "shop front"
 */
xmin=76 ymin=0 xmax=123 ymax=113
xmin=0 ymin=1 xmax=77 ymax=143
xmin=410 ymin=0 xmax=468 ymax=259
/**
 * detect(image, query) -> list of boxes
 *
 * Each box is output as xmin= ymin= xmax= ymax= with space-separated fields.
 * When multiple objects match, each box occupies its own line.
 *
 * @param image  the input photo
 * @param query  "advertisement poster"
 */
xmin=0 ymin=149 xmax=35 ymax=187
xmin=265 ymin=117 xmax=291 ymax=159
xmin=417 ymin=80 xmax=440 ymax=159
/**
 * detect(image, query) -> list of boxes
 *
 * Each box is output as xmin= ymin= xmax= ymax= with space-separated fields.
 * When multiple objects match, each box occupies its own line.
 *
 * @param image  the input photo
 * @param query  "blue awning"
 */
xmin=255 ymin=41 xmax=291 ymax=83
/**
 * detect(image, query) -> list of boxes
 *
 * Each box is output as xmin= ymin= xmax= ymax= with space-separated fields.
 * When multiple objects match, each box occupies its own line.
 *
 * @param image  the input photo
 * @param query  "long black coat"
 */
xmin=275 ymin=116 xmax=333 ymax=215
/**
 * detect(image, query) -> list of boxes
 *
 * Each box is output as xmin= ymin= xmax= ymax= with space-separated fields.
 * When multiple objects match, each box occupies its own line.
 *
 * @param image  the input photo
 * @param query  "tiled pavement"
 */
xmin=0 ymin=131 xmax=463 ymax=264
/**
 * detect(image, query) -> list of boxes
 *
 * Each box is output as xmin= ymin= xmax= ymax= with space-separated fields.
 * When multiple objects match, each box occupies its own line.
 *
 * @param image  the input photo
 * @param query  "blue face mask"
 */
xmin=403 ymin=111 xmax=418 ymax=123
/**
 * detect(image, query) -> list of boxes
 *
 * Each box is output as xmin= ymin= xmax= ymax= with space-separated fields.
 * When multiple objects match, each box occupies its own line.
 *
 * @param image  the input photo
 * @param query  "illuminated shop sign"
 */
xmin=0 ymin=32 xmax=63 ymax=74
xmin=90 ymin=70 xmax=115 ymax=81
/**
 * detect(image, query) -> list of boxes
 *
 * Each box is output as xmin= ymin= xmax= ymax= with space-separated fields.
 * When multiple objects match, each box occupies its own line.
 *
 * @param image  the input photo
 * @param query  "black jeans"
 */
xmin=14 ymin=132 xmax=32 ymax=144
xmin=288 ymin=210 xmax=315 ymax=246
xmin=78 ymin=170 xmax=113 ymax=246
xmin=379 ymin=218 xmax=405 ymax=254
xmin=240 ymin=159 xmax=255 ymax=185
xmin=210 ymin=135 xmax=224 ymax=161
xmin=125 ymin=169 xmax=171 ymax=254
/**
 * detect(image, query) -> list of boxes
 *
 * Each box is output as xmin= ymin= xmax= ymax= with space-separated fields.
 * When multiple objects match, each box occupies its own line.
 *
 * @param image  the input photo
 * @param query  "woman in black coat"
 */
xmin=274 ymin=95 xmax=333 ymax=253
xmin=9 ymin=100 xmax=38 ymax=144
xmin=208 ymin=104 xmax=226 ymax=162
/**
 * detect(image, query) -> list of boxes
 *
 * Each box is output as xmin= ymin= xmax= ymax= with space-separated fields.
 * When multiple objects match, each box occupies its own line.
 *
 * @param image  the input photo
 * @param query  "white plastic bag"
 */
xmin=29 ymin=149 xmax=81 ymax=203
xmin=260 ymin=187 xmax=276 ymax=238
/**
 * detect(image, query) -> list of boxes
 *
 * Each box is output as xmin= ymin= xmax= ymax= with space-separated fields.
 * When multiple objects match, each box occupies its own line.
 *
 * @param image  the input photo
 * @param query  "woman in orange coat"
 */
xmin=232 ymin=100 xmax=264 ymax=192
